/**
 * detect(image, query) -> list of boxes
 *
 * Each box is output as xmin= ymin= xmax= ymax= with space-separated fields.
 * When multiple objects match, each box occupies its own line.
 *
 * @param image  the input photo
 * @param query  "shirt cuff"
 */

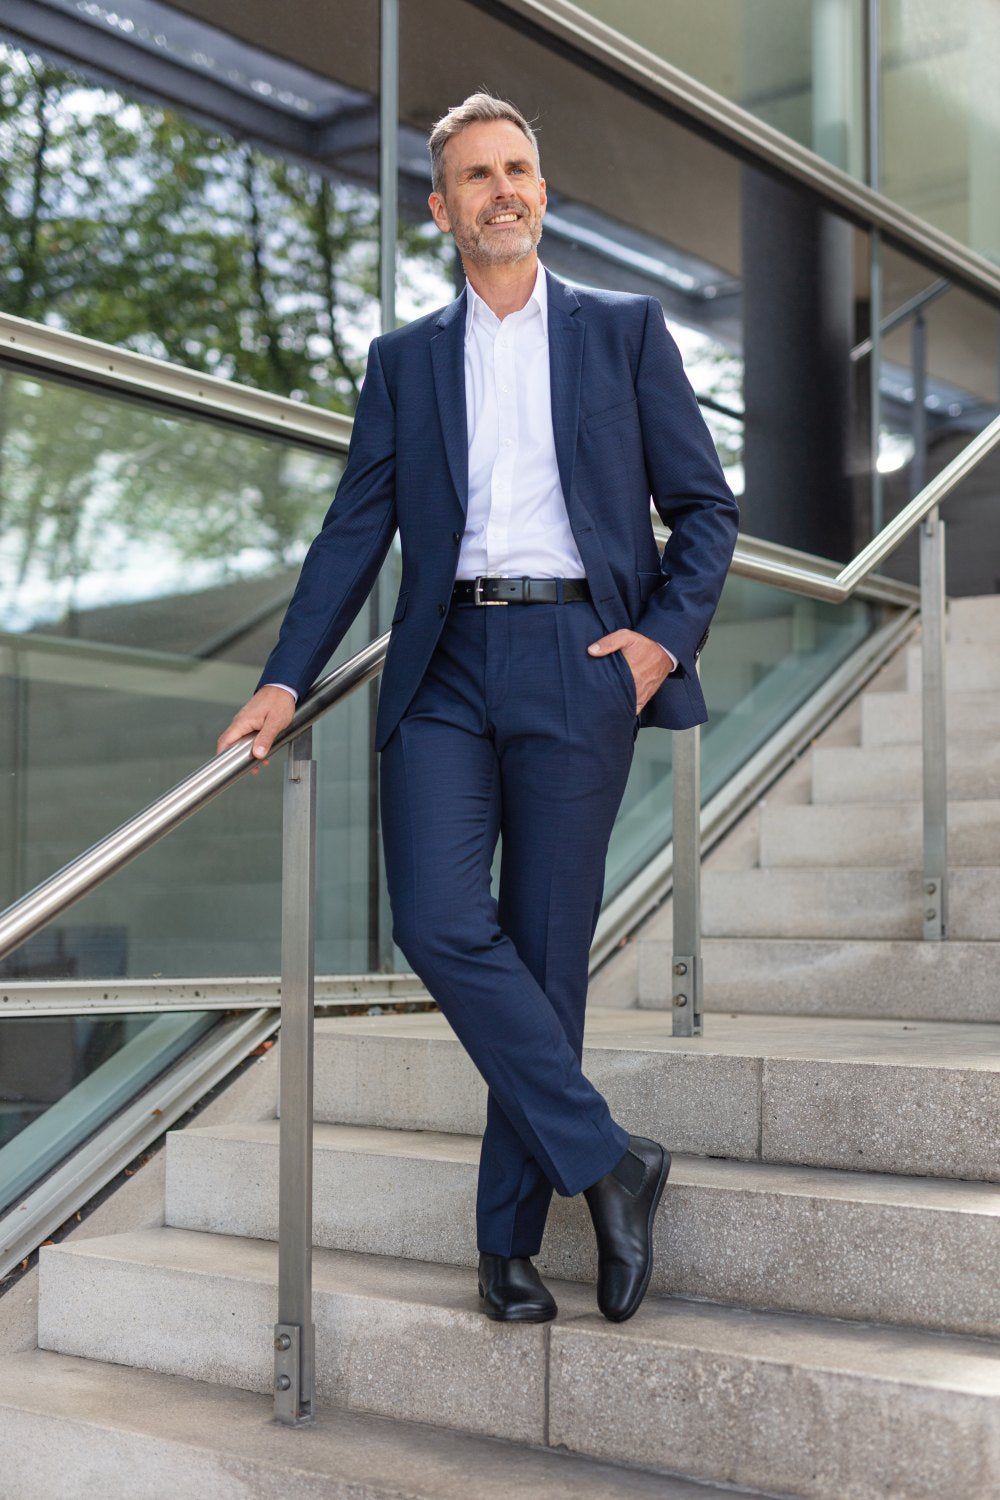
xmin=652 ymin=643 xmax=677 ymax=674
xmin=264 ymin=683 xmax=299 ymax=703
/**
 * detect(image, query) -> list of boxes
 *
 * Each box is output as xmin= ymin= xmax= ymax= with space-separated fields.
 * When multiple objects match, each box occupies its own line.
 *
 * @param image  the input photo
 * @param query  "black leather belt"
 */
xmin=452 ymin=576 xmax=591 ymax=606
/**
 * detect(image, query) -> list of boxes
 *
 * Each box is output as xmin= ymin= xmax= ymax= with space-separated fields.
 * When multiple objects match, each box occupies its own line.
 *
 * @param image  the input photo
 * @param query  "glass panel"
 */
xmin=0 ymin=1010 xmax=215 ymax=1215
xmin=0 ymin=17 xmax=381 ymax=405
xmin=874 ymin=242 xmax=1000 ymax=593
xmin=606 ymin=579 xmax=876 ymax=899
xmin=569 ymin=0 xmax=866 ymax=175
xmin=0 ymin=360 xmax=392 ymax=977
xmin=881 ymin=1 xmax=1000 ymax=264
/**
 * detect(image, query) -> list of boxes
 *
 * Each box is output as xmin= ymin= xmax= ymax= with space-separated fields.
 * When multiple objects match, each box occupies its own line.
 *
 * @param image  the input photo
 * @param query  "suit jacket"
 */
xmin=258 ymin=268 xmax=740 ymax=750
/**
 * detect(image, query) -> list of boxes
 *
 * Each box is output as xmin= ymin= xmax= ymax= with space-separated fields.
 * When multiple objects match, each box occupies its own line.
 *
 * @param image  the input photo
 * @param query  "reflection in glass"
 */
xmin=0 ymin=36 xmax=380 ymax=409
xmin=881 ymin=1 xmax=1000 ymax=264
xmin=605 ymin=576 xmax=875 ymax=900
xmin=874 ymin=243 xmax=1000 ymax=594
xmin=568 ymin=1 xmax=866 ymax=175
xmin=0 ymin=362 xmax=385 ymax=977
xmin=0 ymin=1011 xmax=215 ymax=1215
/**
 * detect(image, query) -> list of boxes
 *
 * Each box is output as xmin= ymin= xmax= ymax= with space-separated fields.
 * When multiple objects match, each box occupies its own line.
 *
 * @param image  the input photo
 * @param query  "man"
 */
xmin=218 ymin=93 xmax=738 ymax=1325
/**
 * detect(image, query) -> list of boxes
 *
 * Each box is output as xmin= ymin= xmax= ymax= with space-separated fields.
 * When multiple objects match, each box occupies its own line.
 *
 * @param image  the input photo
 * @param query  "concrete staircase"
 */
xmin=2 ymin=599 xmax=1000 ymax=1496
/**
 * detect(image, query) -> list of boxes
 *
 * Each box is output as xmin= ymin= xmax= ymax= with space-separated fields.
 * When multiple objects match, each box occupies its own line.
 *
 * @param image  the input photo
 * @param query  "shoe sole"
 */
xmin=477 ymin=1285 xmax=557 ymax=1323
xmin=605 ymin=1145 xmax=672 ymax=1324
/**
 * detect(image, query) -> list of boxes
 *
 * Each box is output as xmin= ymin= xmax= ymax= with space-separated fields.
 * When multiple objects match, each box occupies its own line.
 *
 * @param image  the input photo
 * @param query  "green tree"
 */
xmin=0 ymin=43 xmax=449 ymax=623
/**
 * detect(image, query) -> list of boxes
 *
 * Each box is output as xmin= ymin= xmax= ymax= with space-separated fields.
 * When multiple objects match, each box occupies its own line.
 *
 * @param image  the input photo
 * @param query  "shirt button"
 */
xmin=503 ymin=438 xmax=513 ymax=447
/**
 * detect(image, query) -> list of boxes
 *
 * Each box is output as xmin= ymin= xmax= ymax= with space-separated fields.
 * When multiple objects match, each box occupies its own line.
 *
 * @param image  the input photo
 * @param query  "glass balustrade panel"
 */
xmin=873 ymin=242 xmax=1000 ymax=592
xmin=0 ymin=362 xmax=402 ymax=979
xmin=0 ymin=1010 xmax=215 ymax=1219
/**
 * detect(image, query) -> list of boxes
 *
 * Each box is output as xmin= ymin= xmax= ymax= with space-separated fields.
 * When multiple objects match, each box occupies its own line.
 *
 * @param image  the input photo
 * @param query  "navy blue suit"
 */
xmin=260 ymin=269 xmax=738 ymax=1255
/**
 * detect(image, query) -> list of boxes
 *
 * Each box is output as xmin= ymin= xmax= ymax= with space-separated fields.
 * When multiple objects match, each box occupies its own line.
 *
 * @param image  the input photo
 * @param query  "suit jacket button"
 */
xmin=452 ymin=531 xmax=461 ymax=544
xmin=438 ymin=603 xmax=446 ymax=616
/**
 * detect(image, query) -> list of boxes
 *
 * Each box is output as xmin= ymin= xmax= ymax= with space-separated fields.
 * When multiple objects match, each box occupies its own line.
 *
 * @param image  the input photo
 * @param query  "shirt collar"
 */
xmin=465 ymin=260 xmax=548 ymax=337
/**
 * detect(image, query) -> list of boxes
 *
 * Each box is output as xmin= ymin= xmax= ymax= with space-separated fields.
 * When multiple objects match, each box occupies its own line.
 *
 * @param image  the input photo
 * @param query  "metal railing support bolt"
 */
xmin=274 ymin=730 xmax=317 ymax=1424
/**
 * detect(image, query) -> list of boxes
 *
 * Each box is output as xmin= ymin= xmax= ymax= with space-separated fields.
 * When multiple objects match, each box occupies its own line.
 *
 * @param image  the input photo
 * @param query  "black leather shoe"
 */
xmin=477 ymin=1252 xmax=557 ymax=1323
xmin=583 ymin=1136 xmax=671 ymax=1322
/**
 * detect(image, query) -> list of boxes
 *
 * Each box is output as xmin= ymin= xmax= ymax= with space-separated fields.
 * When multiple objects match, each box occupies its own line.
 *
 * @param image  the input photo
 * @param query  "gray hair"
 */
xmin=428 ymin=92 xmax=540 ymax=199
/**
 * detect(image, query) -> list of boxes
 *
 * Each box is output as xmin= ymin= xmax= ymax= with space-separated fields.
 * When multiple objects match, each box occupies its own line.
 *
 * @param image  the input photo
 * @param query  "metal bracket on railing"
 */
xmin=920 ymin=510 xmax=948 ymax=941
xmin=274 ymin=730 xmax=317 ymax=1425
xmin=671 ymin=722 xmax=703 ymax=1036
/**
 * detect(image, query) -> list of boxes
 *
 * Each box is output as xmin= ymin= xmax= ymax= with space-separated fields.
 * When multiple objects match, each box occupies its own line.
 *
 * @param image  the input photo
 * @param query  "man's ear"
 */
xmin=538 ymin=176 xmax=547 ymax=216
xmin=428 ymin=191 xmax=451 ymax=234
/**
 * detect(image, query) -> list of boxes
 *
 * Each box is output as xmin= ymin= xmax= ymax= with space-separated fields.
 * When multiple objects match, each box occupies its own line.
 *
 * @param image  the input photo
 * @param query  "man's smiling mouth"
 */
xmin=486 ymin=212 xmax=521 ymax=224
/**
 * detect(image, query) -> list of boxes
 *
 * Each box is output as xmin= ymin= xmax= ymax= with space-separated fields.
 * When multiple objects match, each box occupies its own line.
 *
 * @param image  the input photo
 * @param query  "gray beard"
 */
xmin=451 ymin=210 xmax=542 ymax=267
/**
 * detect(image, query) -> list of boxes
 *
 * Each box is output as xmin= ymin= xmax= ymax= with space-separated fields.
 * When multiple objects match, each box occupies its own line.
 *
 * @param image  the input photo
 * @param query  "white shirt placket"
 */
xmin=486 ymin=316 xmax=519 ymax=576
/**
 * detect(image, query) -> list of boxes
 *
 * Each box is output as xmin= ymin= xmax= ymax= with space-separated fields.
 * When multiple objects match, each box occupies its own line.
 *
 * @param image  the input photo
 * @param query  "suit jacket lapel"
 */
xmin=545 ymin=268 xmax=584 ymax=506
xmin=430 ymin=289 xmax=470 ymax=516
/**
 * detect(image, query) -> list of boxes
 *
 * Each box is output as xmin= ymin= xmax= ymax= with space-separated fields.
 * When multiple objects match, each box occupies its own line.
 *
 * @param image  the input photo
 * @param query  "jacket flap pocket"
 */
xmin=636 ymin=569 xmax=667 ymax=603
xmin=391 ymin=590 xmax=409 ymax=624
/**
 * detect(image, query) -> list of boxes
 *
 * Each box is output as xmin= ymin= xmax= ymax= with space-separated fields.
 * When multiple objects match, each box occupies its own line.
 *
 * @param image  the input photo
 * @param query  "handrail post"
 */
xmin=920 ymin=509 xmax=948 ymax=940
xmin=274 ymin=730 xmax=317 ymax=1424
xmin=671 ymin=722 xmax=703 ymax=1036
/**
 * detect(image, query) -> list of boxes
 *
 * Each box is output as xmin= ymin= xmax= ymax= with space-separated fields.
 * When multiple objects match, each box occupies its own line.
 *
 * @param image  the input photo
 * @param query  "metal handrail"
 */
xmin=851 ymin=277 xmax=952 ymax=362
xmin=722 ymin=412 xmax=1000 ymax=603
xmin=0 ymin=537 xmax=931 ymax=968
xmin=0 ymin=311 xmax=355 ymax=455
xmin=2 ymin=395 xmax=997 ymax=968
xmin=718 ymin=533 xmax=918 ymax=609
xmin=2 ymin=396 xmax=995 ymax=962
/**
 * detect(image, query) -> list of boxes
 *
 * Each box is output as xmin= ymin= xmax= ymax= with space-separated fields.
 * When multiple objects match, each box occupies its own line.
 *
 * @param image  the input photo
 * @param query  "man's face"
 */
xmin=429 ymin=119 xmax=546 ymax=267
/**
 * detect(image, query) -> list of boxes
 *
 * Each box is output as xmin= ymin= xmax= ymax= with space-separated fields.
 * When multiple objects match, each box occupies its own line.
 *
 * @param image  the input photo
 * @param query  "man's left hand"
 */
xmin=587 ymin=629 xmax=675 ymax=712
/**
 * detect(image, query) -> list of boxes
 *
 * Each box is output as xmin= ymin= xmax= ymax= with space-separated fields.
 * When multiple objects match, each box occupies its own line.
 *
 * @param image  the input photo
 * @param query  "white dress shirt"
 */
xmin=267 ymin=261 xmax=672 ymax=701
xmin=457 ymin=261 xmax=585 ymax=579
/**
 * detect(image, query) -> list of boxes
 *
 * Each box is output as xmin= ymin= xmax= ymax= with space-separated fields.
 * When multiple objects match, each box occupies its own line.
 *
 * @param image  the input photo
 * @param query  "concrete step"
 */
xmin=549 ymin=1295 xmax=1000 ymax=1498
xmin=811 ymin=741 xmax=1000 ymax=802
xmin=38 ymin=1231 xmax=574 ymax=1448
xmin=642 ymin=937 xmax=1000 ymax=1023
xmin=35 ymin=1235 xmax=1000 ymax=1500
xmin=183 ymin=1009 xmax=1000 ymax=1181
xmin=861 ymin=688 xmax=1000 ymax=746
xmin=946 ymin=595 xmax=1000 ymax=643
xmin=907 ymin=640 xmax=1000 ymax=691
xmin=758 ymin=799 xmax=1000 ymax=867
xmin=0 ymin=1349 xmax=703 ymax=1500
xmin=156 ymin=1121 xmax=1000 ymax=1334
xmin=702 ymin=866 xmax=1000 ymax=940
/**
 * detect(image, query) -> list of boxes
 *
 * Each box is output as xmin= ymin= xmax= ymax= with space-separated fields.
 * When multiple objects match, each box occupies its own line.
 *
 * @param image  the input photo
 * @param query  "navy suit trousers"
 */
xmin=378 ymin=596 xmax=636 ymax=1256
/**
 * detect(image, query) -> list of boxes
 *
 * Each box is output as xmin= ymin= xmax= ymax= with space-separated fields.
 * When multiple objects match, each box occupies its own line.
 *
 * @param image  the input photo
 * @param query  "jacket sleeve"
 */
xmin=633 ymin=298 xmax=740 ymax=676
xmin=256 ymin=337 xmax=398 ymax=698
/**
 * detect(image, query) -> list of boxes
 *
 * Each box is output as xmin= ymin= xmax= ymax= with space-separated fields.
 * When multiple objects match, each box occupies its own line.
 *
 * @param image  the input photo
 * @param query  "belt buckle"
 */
xmin=474 ymin=575 xmax=508 ymax=605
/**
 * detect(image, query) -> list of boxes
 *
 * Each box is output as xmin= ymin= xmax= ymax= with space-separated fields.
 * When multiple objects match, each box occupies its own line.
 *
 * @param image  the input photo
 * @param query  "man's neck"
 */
xmin=464 ymin=254 xmax=539 ymax=322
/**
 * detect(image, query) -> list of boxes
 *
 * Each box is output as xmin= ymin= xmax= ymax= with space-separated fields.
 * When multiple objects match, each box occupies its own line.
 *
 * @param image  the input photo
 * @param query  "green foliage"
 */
xmin=0 ymin=43 xmax=449 ymax=623
xmin=0 ymin=46 xmax=384 ymax=405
